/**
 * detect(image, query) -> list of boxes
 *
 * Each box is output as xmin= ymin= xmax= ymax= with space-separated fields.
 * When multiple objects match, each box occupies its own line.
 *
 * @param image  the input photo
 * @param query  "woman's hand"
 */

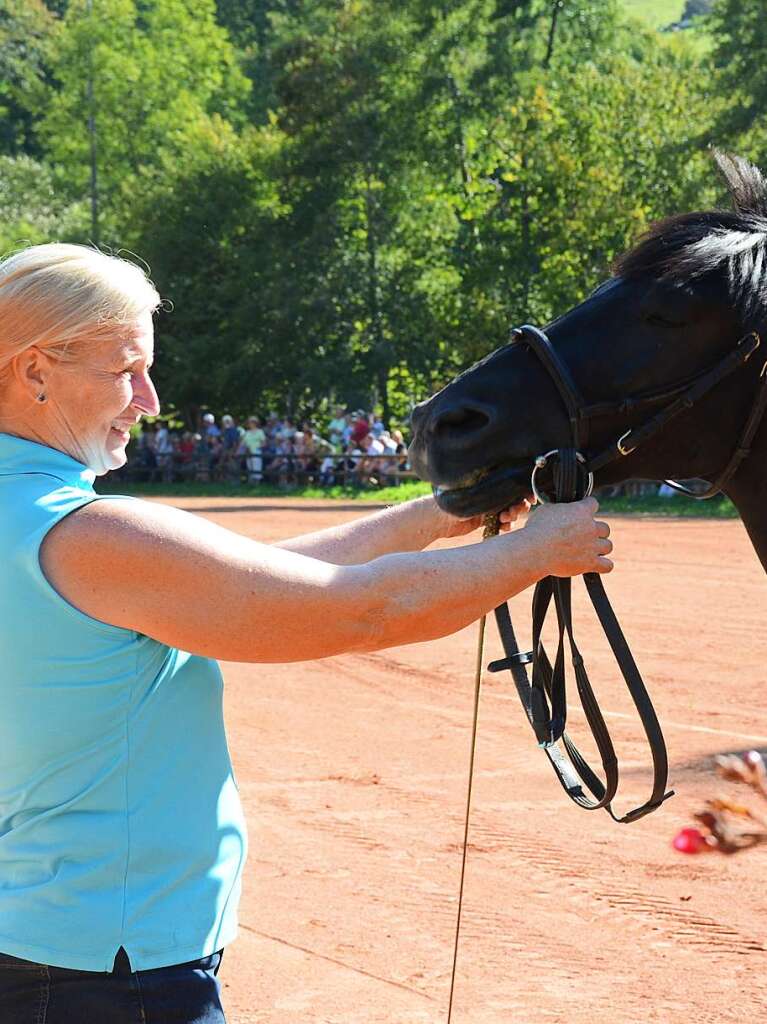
xmin=521 ymin=496 xmax=613 ymax=576
xmin=430 ymin=496 xmax=532 ymax=539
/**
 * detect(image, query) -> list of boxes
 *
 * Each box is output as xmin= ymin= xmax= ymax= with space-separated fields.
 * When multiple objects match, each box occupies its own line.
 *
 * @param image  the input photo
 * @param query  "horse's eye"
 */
xmin=644 ymin=312 xmax=685 ymax=329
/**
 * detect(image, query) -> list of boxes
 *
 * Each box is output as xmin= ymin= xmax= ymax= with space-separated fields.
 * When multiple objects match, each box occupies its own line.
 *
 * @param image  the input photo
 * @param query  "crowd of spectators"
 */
xmin=121 ymin=408 xmax=412 ymax=488
xmin=119 ymin=408 xmax=680 ymax=498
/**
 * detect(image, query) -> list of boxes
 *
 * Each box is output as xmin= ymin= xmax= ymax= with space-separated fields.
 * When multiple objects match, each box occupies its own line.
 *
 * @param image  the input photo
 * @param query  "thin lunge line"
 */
xmin=446 ymin=514 xmax=500 ymax=1023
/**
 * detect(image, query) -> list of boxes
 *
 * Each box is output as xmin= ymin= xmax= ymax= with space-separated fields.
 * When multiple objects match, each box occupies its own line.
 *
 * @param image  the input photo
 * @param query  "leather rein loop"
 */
xmin=485 ymin=320 xmax=767 ymax=822
xmin=490 ymin=444 xmax=673 ymax=822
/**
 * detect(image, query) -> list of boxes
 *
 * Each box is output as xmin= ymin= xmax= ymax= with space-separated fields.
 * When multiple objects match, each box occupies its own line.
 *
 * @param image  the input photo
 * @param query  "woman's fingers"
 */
xmin=499 ymin=498 xmax=532 ymax=524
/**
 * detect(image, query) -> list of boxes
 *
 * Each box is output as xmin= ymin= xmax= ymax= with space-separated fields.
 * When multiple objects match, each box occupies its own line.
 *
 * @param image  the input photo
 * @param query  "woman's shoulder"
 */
xmin=43 ymin=494 xmax=196 ymax=546
xmin=0 ymin=472 xmax=94 ymax=537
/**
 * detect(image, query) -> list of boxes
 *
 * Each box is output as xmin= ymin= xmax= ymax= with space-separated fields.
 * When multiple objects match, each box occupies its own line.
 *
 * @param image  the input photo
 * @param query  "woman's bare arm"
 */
xmin=274 ymin=495 xmax=480 ymax=564
xmin=39 ymin=496 xmax=612 ymax=664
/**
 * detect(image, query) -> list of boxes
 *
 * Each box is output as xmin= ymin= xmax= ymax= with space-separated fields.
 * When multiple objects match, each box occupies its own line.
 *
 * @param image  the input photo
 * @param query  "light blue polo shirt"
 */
xmin=0 ymin=433 xmax=247 ymax=971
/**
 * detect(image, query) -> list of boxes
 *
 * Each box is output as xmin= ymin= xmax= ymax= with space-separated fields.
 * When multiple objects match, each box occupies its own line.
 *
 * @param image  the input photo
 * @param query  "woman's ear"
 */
xmin=10 ymin=347 xmax=55 ymax=403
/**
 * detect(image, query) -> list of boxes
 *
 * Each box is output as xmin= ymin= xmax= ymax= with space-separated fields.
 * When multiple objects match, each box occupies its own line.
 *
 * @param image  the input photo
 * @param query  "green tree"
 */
xmin=709 ymin=0 xmax=767 ymax=157
xmin=133 ymin=119 xmax=290 ymax=424
xmin=256 ymin=0 xmax=445 ymax=422
xmin=39 ymin=0 xmax=251 ymax=244
xmin=0 ymin=0 xmax=57 ymax=156
xmin=0 ymin=154 xmax=85 ymax=252
xmin=406 ymin=4 xmax=717 ymax=362
xmin=22 ymin=0 xmax=718 ymax=427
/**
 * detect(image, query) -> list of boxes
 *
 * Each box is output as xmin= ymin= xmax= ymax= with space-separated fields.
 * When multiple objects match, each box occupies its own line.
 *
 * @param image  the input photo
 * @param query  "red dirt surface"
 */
xmin=156 ymin=498 xmax=767 ymax=1023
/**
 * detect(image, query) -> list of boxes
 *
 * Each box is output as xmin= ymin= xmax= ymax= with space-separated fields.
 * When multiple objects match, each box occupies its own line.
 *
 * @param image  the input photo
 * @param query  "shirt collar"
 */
xmin=0 ymin=433 xmax=96 ymax=491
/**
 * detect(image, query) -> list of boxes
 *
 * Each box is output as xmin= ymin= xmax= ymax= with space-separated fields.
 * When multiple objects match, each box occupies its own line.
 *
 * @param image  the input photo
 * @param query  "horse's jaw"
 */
xmin=724 ymin=443 xmax=767 ymax=574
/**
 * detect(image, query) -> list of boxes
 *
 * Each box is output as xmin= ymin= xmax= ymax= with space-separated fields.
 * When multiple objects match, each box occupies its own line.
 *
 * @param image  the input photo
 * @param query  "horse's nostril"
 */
xmin=435 ymin=404 xmax=491 ymax=436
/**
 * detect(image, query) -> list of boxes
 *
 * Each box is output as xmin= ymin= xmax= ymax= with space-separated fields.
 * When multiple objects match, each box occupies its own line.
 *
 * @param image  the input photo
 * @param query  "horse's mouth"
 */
xmin=432 ymin=461 xmax=534 ymax=517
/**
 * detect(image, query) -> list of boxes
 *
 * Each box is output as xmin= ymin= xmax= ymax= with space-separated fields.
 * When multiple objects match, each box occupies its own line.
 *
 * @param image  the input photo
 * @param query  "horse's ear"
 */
xmin=713 ymin=150 xmax=767 ymax=218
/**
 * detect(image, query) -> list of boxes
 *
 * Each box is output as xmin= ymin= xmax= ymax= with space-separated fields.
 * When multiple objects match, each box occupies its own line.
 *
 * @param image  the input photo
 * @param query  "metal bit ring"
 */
xmin=531 ymin=449 xmax=594 ymax=505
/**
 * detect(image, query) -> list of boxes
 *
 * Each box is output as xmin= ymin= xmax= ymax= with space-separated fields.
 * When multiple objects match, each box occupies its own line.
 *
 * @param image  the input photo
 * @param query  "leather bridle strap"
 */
xmin=660 ymin=355 xmax=767 ymax=499
xmin=515 ymin=325 xmax=589 ymax=449
xmin=582 ymin=329 xmax=764 ymax=485
xmin=490 ymin=446 xmax=672 ymax=821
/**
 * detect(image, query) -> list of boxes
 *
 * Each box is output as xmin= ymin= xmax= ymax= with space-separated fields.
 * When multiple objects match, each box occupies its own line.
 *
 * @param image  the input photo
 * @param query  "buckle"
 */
xmin=739 ymin=331 xmax=761 ymax=359
xmin=616 ymin=430 xmax=637 ymax=457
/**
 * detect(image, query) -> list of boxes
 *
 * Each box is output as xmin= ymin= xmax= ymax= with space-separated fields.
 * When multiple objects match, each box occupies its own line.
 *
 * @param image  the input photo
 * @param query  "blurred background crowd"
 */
xmin=117 ymin=409 xmax=678 ymax=497
xmin=118 ymin=409 xmax=412 ymax=488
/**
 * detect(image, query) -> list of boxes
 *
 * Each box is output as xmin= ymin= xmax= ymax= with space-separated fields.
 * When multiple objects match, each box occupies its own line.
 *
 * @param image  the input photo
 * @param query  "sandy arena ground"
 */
xmin=156 ymin=497 xmax=767 ymax=1024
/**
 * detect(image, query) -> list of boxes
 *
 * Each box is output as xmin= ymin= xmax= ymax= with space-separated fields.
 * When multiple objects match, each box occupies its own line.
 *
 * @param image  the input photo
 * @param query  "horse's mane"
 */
xmin=613 ymin=152 xmax=767 ymax=324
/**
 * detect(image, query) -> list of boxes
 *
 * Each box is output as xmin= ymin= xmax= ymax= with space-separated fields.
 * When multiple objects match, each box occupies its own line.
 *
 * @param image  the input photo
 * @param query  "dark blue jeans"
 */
xmin=0 ymin=946 xmax=226 ymax=1023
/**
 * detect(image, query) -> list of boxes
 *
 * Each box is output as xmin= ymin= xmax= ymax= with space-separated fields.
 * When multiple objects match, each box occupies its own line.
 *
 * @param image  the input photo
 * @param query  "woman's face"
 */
xmin=48 ymin=310 xmax=160 ymax=475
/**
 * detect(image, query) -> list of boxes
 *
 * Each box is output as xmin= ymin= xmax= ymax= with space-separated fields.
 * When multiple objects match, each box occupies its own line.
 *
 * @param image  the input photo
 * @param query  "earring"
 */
xmin=36 ymin=393 xmax=47 ymax=404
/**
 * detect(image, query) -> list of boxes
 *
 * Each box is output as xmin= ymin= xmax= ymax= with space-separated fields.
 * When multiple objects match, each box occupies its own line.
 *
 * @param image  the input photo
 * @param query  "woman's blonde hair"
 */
xmin=0 ymin=243 xmax=162 ymax=388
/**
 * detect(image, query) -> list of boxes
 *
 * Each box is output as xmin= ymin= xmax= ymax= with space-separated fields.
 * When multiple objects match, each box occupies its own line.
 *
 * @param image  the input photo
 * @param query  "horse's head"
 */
xmin=409 ymin=153 xmax=767 ymax=517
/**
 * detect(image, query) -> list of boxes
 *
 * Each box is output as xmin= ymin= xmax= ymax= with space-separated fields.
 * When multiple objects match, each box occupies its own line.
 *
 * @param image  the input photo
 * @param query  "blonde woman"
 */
xmin=0 ymin=244 xmax=613 ymax=1023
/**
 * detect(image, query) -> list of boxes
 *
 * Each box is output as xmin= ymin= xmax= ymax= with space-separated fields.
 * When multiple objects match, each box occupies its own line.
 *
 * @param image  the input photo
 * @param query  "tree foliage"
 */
xmin=0 ymin=0 xmax=56 ymax=155
xmin=0 ymin=0 xmax=750 ymax=424
xmin=709 ymin=0 xmax=767 ymax=155
xmin=39 ymin=0 xmax=250 ymax=242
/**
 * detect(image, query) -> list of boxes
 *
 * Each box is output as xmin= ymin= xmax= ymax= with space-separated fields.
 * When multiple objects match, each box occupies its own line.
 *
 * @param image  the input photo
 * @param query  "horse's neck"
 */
xmin=726 ymin=456 xmax=767 ymax=573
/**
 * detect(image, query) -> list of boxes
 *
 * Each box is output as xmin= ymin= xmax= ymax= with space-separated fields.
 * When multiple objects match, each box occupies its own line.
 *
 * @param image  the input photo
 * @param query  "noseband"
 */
xmin=487 ymin=322 xmax=766 ymax=822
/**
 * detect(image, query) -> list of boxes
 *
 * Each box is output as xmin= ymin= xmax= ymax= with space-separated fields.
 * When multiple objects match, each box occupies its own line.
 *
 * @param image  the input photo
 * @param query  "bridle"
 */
xmin=515 ymin=323 xmax=767 ymax=503
xmin=486 ymin=322 xmax=767 ymax=820
xmin=446 ymin=321 xmax=767 ymax=1021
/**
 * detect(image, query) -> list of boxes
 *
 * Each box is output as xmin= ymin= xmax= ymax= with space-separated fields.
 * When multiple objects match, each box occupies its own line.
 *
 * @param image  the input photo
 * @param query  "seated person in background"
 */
xmin=193 ymin=432 xmax=211 ymax=481
xmin=343 ymin=438 xmax=363 ymax=483
xmin=378 ymin=430 xmax=399 ymax=484
xmin=139 ymin=424 xmax=158 ymax=481
xmin=279 ymin=417 xmax=296 ymax=442
xmin=269 ymin=435 xmax=295 ymax=487
xmin=202 ymin=412 xmax=220 ymax=440
xmin=178 ymin=432 xmax=197 ymax=479
xmin=208 ymin=435 xmax=224 ymax=480
xmin=293 ymin=429 xmax=315 ymax=478
xmin=356 ymin=432 xmax=385 ymax=486
xmin=221 ymin=415 xmax=242 ymax=452
xmin=319 ymin=451 xmax=336 ymax=486
xmin=350 ymin=411 xmax=370 ymax=446
xmin=221 ymin=415 xmax=244 ymax=483
xmin=313 ymin=432 xmax=334 ymax=460
xmin=242 ymin=417 xmax=266 ymax=484
xmin=155 ymin=421 xmax=173 ymax=482
xmin=327 ymin=406 xmax=347 ymax=449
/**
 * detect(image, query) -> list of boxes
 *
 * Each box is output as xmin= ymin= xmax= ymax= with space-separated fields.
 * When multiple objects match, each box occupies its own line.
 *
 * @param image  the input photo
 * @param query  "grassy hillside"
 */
xmin=621 ymin=0 xmax=687 ymax=29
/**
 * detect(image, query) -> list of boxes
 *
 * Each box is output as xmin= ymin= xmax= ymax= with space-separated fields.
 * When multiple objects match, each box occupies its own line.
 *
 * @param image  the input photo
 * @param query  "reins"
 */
xmin=490 ymin=446 xmax=673 ymax=823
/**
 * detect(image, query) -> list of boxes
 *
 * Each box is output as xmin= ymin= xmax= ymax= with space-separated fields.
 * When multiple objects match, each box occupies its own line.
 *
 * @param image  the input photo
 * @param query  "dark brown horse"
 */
xmin=409 ymin=153 xmax=767 ymax=571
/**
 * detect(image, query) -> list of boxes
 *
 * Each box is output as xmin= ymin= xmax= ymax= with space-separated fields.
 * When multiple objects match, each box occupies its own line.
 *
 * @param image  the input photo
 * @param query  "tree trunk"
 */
xmin=364 ymin=164 xmax=391 ymax=424
xmin=447 ymin=74 xmax=470 ymax=194
xmin=543 ymin=1 xmax=562 ymax=70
